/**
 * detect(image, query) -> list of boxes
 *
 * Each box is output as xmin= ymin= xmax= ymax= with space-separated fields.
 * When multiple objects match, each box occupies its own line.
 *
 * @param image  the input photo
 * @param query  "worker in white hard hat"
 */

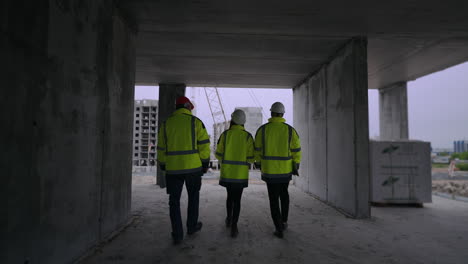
xmin=215 ymin=109 xmax=254 ymax=238
xmin=254 ymin=102 xmax=301 ymax=238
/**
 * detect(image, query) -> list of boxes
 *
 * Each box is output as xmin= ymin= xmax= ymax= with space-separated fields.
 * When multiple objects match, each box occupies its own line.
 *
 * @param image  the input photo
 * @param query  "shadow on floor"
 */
xmin=81 ymin=179 xmax=468 ymax=264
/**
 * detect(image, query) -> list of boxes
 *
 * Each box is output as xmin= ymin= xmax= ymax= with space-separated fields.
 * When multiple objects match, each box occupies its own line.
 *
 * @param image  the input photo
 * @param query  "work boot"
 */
xmin=282 ymin=222 xmax=288 ymax=231
xmin=173 ymin=238 xmax=182 ymax=245
xmin=225 ymin=217 xmax=231 ymax=228
xmin=231 ymin=225 xmax=239 ymax=238
xmin=273 ymin=230 xmax=284 ymax=239
xmin=172 ymin=232 xmax=183 ymax=245
xmin=187 ymin=222 xmax=203 ymax=235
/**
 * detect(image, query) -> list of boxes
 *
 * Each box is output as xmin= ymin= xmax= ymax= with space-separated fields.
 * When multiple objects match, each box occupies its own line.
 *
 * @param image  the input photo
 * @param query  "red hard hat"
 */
xmin=175 ymin=96 xmax=194 ymax=110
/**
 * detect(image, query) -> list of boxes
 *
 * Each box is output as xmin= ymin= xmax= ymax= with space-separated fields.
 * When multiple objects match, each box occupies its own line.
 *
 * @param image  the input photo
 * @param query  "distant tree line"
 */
xmin=451 ymin=152 xmax=468 ymax=171
xmin=451 ymin=152 xmax=468 ymax=160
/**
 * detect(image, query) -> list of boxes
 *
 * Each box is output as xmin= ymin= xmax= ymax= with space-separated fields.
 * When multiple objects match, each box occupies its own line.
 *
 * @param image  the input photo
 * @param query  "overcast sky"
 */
xmin=135 ymin=62 xmax=468 ymax=149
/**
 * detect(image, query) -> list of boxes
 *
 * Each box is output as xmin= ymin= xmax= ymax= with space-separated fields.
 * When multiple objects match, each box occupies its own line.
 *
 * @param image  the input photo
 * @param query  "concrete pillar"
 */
xmin=156 ymin=83 xmax=186 ymax=187
xmin=2 ymin=2 xmax=136 ymax=263
xmin=293 ymin=37 xmax=370 ymax=218
xmin=379 ymin=82 xmax=409 ymax=140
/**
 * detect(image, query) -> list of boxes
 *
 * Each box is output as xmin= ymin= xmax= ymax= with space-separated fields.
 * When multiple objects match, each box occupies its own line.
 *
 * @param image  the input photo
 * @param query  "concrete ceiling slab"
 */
xmin=120 ymin=0 xmax=468 ymax=88
xmin=368 ymin=37 xmax=468 ymax=89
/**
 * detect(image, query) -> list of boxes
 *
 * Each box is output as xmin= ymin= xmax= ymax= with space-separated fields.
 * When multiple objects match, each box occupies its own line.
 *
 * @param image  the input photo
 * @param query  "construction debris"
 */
xmin=432 ymin=180 xmax=468 ymax=197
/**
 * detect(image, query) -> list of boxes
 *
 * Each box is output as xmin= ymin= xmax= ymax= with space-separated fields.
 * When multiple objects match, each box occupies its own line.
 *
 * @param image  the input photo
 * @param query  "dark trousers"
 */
xmin=266 ymin=183 xmax=289 ymax=231
xmin=226 ymin=186 xmax=244 ymax=226
xmin=166 ymin=174 xmax=202 ymax=240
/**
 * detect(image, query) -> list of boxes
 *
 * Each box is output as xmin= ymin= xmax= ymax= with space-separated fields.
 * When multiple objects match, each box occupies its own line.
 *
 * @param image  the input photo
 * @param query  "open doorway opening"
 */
xmin=188 ymin=87 xmax=293 ymax=186
xmin=131 ymin=86 xmax=293 ymax=187
xmin=408 ymin=62 xmax=468 ymax=202
xmin=367 ymin=61 xmax=468 ymax=209
xmin=132 ymin=86 xmax=159 ymax=185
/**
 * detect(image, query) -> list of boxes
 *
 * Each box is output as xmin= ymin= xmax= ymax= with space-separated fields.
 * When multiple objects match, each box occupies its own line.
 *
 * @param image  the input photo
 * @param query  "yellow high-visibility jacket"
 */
xmin=254 ymin=117 xmax=301 ymax=183
xmin=215 ymin=125 xmax=254 ymax=187
xmin=157 ymin=108 xmax=210 ymax=175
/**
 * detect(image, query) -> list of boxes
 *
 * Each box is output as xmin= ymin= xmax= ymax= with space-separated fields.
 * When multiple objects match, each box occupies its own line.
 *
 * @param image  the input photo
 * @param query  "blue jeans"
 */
xmin=166 ymin=174 xmax=202 ymax=240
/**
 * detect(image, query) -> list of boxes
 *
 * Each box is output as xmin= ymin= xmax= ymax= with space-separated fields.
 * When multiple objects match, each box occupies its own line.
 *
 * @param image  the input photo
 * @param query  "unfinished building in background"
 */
xmin=133 ymin=100 xmax=158 ymax=166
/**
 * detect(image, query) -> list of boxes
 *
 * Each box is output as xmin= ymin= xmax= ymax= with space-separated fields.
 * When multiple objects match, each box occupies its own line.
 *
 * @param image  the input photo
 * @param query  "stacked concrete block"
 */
xmin=370 ymin=140 xmax=432 ymax=204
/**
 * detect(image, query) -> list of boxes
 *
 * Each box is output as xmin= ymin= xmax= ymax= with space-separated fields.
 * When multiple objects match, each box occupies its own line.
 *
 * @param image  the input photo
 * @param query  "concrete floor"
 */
xmin=81 ymin=177 xmax=468 ymax=264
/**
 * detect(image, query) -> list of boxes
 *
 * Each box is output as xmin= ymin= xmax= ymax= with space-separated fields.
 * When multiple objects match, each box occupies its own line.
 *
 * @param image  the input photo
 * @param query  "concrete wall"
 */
xmin=379 ymin=82 xmax=409 ymax=140
xmin=293 ymin=38 xmax=370 ymax=218
xmin=2 ymin=1 xmax=136 ymax=263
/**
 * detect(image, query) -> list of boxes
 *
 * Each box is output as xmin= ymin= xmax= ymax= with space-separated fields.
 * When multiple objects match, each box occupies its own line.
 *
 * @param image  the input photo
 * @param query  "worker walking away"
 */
xmin=157 ymin=96 xmax=211 ymax=245
xmin=254 ymin=102 xmax=301 ymax=238
xmin=215 ymin=109 xmax=254 ymax=238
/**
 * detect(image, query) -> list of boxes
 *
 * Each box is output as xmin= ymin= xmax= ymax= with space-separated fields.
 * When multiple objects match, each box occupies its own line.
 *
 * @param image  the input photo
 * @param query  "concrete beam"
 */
xmin=156 ymin=83 xmax=186 ymax=187
xmin=293 ymin=37 xmax=370 ymax=218
xmin=379 ymin=82 xmax=409 ymax=140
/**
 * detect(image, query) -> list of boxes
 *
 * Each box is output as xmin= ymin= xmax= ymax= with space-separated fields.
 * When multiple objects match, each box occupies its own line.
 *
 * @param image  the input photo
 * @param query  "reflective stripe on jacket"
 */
xmin=215 ymin=125 xmax=254 ymax=185
xmin=254 ymin=117 xmax=301 ymax=183
xmin=157 ymin=108 xmax=210 ymax=175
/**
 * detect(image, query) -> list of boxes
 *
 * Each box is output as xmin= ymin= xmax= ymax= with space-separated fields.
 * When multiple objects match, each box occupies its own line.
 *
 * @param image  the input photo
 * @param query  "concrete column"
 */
xmin=293 ymin=37 xmax=370 ymax=218
xmin=2 ymin=2 xmax=136 ymax=263
xmin=379 ymin=82 xmax=409 ymax=140
xmin=157 ymin=83 xmax=186 ymax=187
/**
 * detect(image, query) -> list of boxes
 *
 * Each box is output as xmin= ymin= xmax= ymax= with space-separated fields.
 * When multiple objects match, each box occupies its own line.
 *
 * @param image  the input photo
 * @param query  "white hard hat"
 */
xmin=231 ymin=109 xmax=246 ymax=125
xmin=270 ymin=102 xmax=285 ymax=114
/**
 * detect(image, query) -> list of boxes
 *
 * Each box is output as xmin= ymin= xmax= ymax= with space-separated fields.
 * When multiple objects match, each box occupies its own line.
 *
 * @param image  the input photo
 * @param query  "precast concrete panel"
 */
xmin=293 ymin=82 xmax=309 ymax=193
xmin=3 ymin=1 xmax=137 ymax=263
xmin=293 ymin=38 xmax=370 ymax=218
xmin=2 ymin=2 xmax=50 ymax=263
xmin=99 ymin=13 xmax=136 ymax=238
xmin=326 ymin=104 xmax=357 ymax=215
xmin=326 ymin=38 xmax=369 ymax=218
xmin=307 ymin=70 xmax=328 ymax=200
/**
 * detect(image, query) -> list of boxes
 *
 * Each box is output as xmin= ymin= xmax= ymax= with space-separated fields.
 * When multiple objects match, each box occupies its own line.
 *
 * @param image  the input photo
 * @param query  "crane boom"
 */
xmin=204 ymin=87 xmax=228 ymax=160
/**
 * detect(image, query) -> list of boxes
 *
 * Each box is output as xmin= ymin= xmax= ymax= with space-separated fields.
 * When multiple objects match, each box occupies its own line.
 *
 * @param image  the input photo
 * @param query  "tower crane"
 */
xmin=204 ymin=87 xmax=228 ymax=159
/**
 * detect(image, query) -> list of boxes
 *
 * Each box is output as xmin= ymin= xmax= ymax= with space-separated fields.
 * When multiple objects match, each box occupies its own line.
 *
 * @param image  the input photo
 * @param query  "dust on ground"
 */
xmin=82 ymin=173 xmax=468 ymax=264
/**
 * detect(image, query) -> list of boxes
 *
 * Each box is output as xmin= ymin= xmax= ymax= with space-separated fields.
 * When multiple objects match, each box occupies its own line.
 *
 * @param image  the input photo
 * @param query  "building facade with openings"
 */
xmin=133 ymin=100 xmax=158 ymax=166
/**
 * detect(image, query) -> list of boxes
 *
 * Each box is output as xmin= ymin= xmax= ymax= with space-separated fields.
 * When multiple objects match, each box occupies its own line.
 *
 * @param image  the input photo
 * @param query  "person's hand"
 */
xmin=202 ymin=162 xmax=209 ymax=174
xmin=292 ymin=163 xmax=299 ymax=176
xmin=254 ymin=163 xmax=261 ymax=170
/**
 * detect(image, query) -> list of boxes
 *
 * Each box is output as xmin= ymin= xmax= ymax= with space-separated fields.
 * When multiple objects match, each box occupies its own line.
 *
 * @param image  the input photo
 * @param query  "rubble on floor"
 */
xmin=432 ymin=180 xmax=468 ymax=197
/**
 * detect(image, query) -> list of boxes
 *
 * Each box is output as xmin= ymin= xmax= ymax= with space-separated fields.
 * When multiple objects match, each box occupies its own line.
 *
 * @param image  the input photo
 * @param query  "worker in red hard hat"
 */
xmin=157 ymin=96 xmax=210 ymax=245
xmin=175 ymin=96 xmax=194 ymax=110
